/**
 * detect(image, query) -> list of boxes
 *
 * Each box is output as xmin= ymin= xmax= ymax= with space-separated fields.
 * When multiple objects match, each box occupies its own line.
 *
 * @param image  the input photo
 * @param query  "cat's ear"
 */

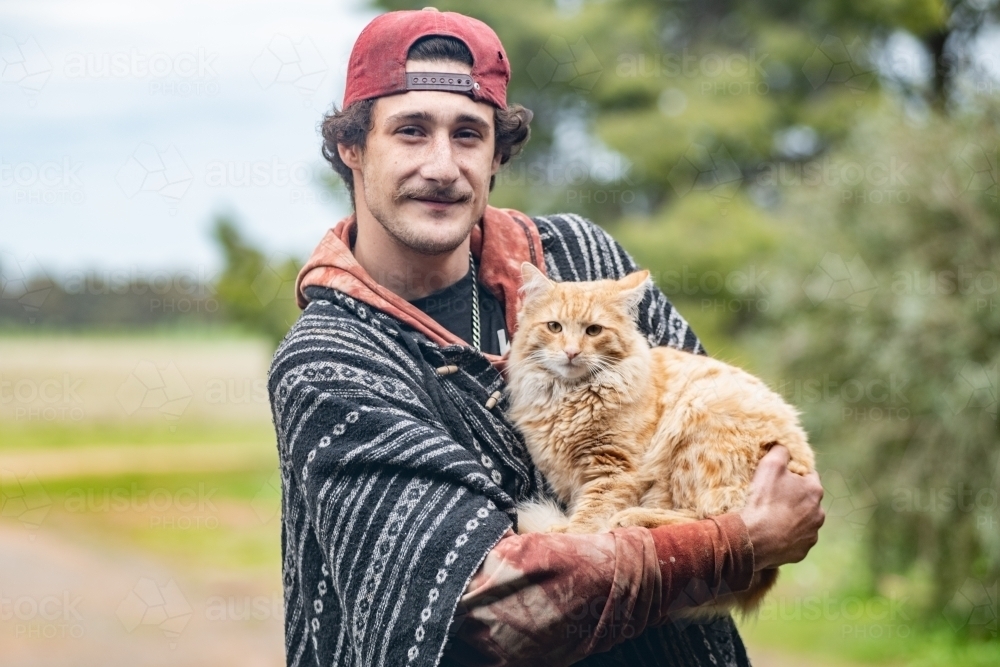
xmin=616 ymin=270 xmax=650 ymax=317
xmin=520 ymin=262 xmax=554 ymax=303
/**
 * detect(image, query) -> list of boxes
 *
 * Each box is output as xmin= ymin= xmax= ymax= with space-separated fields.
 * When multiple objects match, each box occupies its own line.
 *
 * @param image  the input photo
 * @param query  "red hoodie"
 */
xmin=296 ymin=205 xmax=546 ymax=371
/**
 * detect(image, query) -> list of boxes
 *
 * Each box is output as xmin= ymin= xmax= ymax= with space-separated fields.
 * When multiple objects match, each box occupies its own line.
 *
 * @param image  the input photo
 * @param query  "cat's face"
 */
xmin=512 ymin=263 xmax=650 ymax=380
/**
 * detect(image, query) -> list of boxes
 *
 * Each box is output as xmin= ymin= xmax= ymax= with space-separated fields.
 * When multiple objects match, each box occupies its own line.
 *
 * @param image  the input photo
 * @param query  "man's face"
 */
xmin=341 ymin=59 xmax=501 ymax=256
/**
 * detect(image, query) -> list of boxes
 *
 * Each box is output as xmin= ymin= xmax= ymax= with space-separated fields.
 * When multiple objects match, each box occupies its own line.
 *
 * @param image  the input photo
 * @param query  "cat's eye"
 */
xmin=585 ymin=324 xmax=604 ymax=336
xmin=546 ymin=321 xmax=562 ymax=333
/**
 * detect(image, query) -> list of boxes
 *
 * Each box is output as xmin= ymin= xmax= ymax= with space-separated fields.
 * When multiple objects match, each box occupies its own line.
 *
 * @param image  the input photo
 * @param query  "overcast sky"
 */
xmin=2 ymin=0 xmax=377 ymax=280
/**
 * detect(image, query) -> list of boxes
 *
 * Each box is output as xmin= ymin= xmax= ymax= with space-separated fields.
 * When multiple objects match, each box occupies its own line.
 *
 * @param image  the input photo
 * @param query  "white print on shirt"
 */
xmin=498 ymin=330 xmax=510 ymax=356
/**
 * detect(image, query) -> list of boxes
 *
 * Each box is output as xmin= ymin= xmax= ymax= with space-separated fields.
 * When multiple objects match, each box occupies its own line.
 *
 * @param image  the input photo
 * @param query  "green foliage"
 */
xmin=608 ymin=192 xmax=790 ymax=364
xmin=749 ymin=108 xmax=1000 ymax=626
xmin=373 ymin=0 xmax=999 ymax=650
xmin=211 ymin=216 xmax=301 ymax=346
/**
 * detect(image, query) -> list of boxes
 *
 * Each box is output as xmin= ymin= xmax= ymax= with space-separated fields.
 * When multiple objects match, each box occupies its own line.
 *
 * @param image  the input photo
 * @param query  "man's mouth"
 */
xmin=412 ymin=195 xmax=458 ymax=205
xmin=402 ymin=188 xmax=472 ymax=210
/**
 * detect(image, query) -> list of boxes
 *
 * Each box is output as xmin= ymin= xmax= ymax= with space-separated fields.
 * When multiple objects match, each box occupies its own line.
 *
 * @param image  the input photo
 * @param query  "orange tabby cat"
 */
xmin=506 ymin=263 xmax=815 ymax=612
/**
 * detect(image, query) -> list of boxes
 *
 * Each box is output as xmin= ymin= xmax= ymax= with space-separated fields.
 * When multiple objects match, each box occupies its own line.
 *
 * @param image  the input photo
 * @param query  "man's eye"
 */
xmin=398 ymin=126 xmax=424 ymax=137
xmin=455 ymin=129 xmax=481 ymax=140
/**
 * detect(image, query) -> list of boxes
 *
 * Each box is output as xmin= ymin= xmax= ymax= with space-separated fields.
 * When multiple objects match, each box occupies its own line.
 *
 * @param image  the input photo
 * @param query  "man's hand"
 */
xmin=739 ymin=445 xmax=825 ymax=571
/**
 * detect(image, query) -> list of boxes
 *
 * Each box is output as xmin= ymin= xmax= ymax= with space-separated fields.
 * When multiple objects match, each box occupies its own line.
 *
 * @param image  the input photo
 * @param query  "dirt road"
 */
xmin=0 ymin=519 xmax=284 ymax=667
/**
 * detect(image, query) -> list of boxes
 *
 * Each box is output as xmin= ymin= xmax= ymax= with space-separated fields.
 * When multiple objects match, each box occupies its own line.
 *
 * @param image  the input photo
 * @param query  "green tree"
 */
xmin=751 ymin=108 xmax=1000 ymax=626
xmin=211 ymin=215 xmax=301 ymax=346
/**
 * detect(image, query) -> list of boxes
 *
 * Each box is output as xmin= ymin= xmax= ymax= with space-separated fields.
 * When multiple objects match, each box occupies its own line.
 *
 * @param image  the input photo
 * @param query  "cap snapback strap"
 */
xmin=405 ymin=72 xmax=480 ymax=93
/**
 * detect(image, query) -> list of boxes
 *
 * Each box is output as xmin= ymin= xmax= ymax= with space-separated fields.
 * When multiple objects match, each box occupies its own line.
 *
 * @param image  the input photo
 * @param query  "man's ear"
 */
xmin=338 ymin=143 xmax=363 ymax=171
xmin=490 ymin=151 xmax=502 ymax=175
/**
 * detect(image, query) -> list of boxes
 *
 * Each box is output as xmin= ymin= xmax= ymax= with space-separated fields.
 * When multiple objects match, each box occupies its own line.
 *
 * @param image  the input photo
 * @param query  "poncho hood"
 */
xmin=295 ymin=206 xmax=546 ymax=368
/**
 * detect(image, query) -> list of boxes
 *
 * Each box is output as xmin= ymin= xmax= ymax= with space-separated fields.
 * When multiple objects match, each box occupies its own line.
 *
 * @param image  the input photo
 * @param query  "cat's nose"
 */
xmin=564 ymin=349 xmax=579 ymax=361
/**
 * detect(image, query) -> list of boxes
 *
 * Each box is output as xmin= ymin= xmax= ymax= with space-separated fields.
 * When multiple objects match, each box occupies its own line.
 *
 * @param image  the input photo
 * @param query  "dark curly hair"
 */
xmin=321 ymin=35 xmax=532 ymax=208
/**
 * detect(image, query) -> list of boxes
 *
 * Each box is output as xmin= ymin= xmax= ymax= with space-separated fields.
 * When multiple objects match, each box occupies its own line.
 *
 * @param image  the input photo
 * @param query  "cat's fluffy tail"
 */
xmin=515 ymin=497 xmax=569 ymax=534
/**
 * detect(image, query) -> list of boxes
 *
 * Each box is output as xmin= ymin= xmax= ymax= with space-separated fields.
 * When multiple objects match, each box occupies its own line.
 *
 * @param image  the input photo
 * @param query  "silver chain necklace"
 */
xmin=469 ymin=251 xmax=480 ymax=350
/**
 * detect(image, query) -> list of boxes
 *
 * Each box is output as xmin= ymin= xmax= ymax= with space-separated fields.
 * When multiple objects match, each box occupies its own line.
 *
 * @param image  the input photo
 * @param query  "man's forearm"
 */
xmin=444 ymin=514 xmax=754 ymax=667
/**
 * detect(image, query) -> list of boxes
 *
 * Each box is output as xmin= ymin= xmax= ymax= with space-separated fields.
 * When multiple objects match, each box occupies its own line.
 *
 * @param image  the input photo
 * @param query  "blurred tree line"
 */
xmin=370 ymin=0 xmax=998 ymax=635
xmin=0 ymin=218 xmax=300 ymax=347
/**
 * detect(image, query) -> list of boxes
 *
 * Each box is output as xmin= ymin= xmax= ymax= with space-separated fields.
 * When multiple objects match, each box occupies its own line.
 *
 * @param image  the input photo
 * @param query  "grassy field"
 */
xmin=735 ymin=538 xmax=1000 ymax=667
xmin=2 ymin=334 xmax=997 ymax=666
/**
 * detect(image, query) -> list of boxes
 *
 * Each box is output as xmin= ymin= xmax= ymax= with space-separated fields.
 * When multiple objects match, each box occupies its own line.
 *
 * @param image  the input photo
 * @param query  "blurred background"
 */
xmin=1 ymin=0 xmax=998 ymax=665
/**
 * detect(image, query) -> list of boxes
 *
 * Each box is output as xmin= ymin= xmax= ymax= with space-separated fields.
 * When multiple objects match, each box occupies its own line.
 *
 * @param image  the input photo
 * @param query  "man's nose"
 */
xmin=420 ymin=132 xmax=461 ymax=184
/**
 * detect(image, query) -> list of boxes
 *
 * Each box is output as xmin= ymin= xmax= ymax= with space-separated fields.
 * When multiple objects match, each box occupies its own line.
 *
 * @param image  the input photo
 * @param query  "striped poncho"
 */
xmin=268 ymin=211 xmax=750 ymax=667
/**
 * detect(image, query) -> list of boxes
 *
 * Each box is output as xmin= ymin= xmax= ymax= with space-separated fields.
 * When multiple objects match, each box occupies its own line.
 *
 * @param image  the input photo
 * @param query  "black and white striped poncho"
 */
xmin=268 ymin=213 xmax=749 ymax=667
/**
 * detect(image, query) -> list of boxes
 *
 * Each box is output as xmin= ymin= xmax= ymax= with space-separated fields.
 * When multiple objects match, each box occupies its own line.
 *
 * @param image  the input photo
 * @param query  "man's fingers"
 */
xmin=804 ymin=471 xmax=824 ymax=500
xmin=761 ymin=444 xmax=790 ymax=470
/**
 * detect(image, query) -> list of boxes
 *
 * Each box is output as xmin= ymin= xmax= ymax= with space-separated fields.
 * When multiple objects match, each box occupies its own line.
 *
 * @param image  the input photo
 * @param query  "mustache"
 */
xmin=396 ymin=185 xmax=473 ymax=204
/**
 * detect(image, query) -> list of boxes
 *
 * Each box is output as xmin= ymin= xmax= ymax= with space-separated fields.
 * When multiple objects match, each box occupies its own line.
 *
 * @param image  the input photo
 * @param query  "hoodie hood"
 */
xmin=295 ymin=205 xmax=546 ymax=369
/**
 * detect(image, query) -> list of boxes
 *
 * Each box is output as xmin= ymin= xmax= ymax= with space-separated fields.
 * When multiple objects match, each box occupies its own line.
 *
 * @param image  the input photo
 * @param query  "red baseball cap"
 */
xmin=342 ymin=8 xmax=510 ymax=109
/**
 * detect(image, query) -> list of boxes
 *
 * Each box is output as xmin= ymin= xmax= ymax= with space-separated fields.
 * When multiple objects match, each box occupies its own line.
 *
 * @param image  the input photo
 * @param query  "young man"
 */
xmin=267 ymin=8 xmax=825 ymax=667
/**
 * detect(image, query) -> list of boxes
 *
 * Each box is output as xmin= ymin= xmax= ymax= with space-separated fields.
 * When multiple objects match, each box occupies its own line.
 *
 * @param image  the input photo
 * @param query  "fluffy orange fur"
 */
xmin=506 ymin=263 xmax=815 ymax=612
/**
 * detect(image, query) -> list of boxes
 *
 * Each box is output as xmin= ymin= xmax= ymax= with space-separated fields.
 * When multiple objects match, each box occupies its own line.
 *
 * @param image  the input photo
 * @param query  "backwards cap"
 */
xmin=343 ymin=8 xmax=510 ymax=109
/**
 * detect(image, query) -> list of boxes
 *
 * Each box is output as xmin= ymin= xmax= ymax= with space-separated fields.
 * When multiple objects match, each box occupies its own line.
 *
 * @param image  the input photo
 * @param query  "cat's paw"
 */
xmin=608 ymin=508 xmax=647 ymax=528
xmin=552 ymin=522 xmax=602 ymax=534
xmin=787 ymin=461 xmax=811 ymax=476
xmin=610 ymin=507 xmax=698 ymax=528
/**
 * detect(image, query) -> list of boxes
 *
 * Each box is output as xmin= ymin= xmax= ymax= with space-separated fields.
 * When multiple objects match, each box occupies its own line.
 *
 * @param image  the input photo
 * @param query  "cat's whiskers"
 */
xmin=505 ymin=350 xmax=548 ymax=374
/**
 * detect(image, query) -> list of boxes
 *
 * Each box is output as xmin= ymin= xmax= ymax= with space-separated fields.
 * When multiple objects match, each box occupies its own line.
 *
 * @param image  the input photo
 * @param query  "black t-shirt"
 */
xmin=409 ymin=268 xmax=509 ymax=356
